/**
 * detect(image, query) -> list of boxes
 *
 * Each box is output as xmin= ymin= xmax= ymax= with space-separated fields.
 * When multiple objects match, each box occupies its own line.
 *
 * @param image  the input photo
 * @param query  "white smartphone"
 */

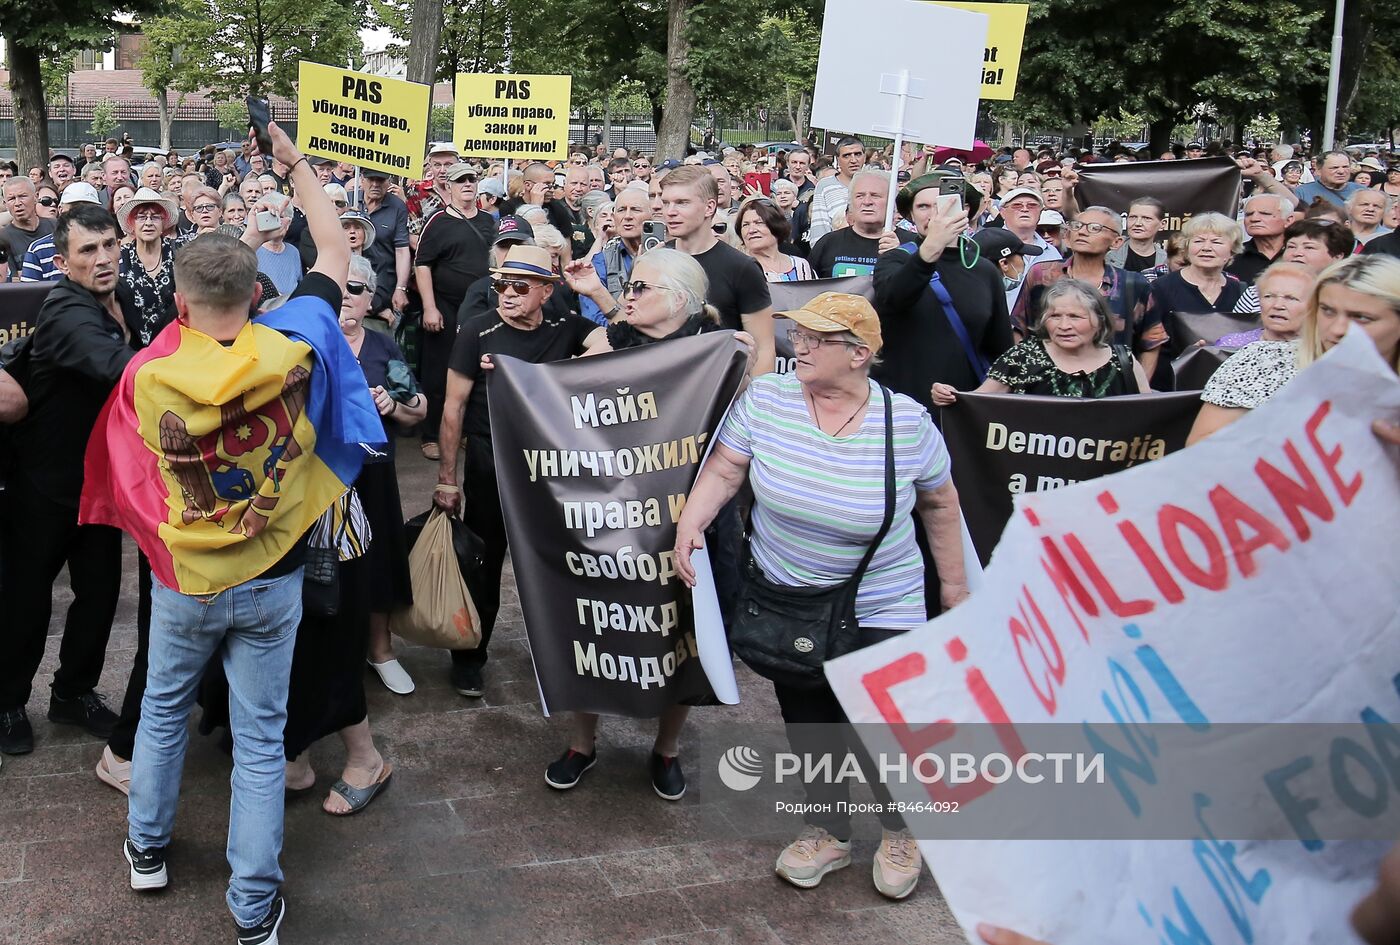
xmin=255 ymin=209 xmax=282 ymax=232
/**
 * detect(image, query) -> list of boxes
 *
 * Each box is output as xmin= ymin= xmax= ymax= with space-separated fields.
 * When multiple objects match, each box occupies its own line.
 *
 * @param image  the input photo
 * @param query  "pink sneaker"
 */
xmin=96 ymin=745 xmax=131 ymax=796
xmin=775 ymin=825 xmax=851 ymax=889
xmin=872 ymin=828 xmax=922 ymax=899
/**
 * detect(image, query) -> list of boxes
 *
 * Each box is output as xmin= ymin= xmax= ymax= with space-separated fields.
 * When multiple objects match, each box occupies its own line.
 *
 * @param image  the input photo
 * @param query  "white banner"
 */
xmin=826 ymin=328 xmax=1400 ymax=944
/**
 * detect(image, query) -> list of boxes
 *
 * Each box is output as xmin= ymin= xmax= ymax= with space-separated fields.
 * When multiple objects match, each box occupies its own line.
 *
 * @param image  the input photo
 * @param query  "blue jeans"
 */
xmin=127 ymin=569 xmax=302 ymax=928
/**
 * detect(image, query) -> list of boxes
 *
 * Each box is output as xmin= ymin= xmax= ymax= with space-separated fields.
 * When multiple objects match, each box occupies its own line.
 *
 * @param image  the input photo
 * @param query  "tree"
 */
xmin=148 ymin=0 xmax=364 ymax=101
xmin=993 ymin=0 xmax=1323 ymax=153
xmin=88 ymin=98 xmax=119 ymax=140
xmin=139 ymin=0 xmax=211 ymax=148
xmin=1 ymin=0 xmax=168 ymax=169
xmin=653 ymin=0 xmax=696 ymax=160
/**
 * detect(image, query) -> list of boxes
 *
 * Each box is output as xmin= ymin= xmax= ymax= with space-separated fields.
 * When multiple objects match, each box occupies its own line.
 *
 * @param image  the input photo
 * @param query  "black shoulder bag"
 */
xmin=728 ymin=385 xmax=895 ymax=690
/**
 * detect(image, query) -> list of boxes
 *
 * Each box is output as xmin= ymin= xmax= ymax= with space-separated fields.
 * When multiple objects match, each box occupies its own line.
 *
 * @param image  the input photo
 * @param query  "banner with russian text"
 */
xmin=297 ymin=61 xmax=431 ymax=177
xmin=825 ymin=329 xmax=1400 ymax=944
xmin=488 ymin=333 xmax=747 ymax=717
xmin=1076 ymin=155 xmax=1242 ymax=237
xmin=942 ymin=391 xmax=1201 ymax=563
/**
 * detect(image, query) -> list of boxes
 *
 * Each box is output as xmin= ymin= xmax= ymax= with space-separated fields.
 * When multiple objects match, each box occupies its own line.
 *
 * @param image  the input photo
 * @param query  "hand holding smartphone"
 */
xmin=247 ymin=96 xmax=273 ymax=157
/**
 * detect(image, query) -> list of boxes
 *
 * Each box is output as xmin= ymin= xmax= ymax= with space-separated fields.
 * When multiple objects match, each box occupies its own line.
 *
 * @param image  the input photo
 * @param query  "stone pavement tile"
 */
xmin=415 ymin=823 xmax=539 ymax=876
xmin=0 ymin=740 xmax=103 ymax=779
xmin=595 ymin=841 xmax=725 ymax=895
xmin=642 ymin=921 xmax=786 ymax=945
xmin=0 ymin=842 xmax=22 ymax=883
xmin=851 ymin=885 xmax=967 ymax=944
xmin=0 ymin=796 xmax=125 ymax=845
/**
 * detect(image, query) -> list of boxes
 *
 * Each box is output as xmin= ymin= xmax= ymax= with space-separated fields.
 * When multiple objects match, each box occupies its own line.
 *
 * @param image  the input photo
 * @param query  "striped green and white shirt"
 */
xmin=718 ymin=373 xmax=949 ymax=630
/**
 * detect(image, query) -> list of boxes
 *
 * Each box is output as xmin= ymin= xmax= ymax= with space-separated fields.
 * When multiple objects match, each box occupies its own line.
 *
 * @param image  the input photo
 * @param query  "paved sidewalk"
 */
xmin=0 ymin=453 xmax=966 ymax=945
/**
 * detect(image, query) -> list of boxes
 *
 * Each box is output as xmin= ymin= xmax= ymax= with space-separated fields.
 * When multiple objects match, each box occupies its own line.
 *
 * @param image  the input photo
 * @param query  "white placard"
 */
xmin=810 ymin=0 xmax=987 ymax=150
xmin=825 ymin=328 xmax=1400 ymax=944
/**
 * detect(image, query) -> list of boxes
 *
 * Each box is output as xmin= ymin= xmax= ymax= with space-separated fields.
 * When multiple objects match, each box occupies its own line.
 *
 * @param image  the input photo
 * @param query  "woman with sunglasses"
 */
xmin=116 ymin=187 xmax=181 ymax=346
xmin=545 ymin=248 xmax=752 ymax=802
xmin=34 ymin=182 xmax=59 ymax=220
xmin=674 ymin=290 xmax=968 ymax=899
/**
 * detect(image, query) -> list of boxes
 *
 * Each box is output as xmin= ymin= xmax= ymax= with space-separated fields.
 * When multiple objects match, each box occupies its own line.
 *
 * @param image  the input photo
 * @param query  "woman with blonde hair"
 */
xmin=1188 ymin=255 xmax=1400 ymax=443
xmin=1145 ymin=212 xmax=1248 ymax=366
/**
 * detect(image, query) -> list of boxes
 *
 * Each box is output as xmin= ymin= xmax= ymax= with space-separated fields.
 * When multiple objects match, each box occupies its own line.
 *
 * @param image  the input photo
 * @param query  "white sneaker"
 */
xmin=872 ymin=827 xmax=922 ymax=900
xmin=368 ymin=658 xmax=415 ymax=695
xmin=775 ymin=825 xmax=852 ymax=889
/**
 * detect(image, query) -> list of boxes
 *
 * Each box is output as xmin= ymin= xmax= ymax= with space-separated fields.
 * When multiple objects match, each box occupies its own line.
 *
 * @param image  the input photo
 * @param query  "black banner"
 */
xmin=767 ymin=275 xmax=873 ymax=375
xmin=1076 ymin=156 xmax=1242 ymax=236
xmin=487 ymin=332 xmax=748 ymax=717
xmin=0 ymin=282 xmax=55 ymax=346
xmin=1172 ymin=344 xmax=1233 ymax=391
xmin=941 ymin=391 xmax=1202 ymax=563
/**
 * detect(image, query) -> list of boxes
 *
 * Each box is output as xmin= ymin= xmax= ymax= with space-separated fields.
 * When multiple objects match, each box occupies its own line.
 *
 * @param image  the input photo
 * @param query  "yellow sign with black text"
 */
xmin=929 ymin=2 xmax=1029 ymax=100
xmin=297 ymin=61 xmax=431 ymax=176
xmin=452 ymin=74 xmax=572 ymax=161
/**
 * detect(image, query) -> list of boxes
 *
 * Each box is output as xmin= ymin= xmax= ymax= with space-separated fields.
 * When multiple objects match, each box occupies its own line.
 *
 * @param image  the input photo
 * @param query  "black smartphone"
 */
xmin=246 ymin=96 xmax=273 ymax=157
xmin=937 ymin=175 xmax=964 ymax=213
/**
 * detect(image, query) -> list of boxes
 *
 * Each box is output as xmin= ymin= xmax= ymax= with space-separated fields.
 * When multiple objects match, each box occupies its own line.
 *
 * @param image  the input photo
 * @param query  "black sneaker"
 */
xmin=236 ymin=893 xmax=286 ymax=945
xmin=0 ymin=707 xmax=33 ymax=755
xmin=650 ymin=752 xmax=686 ymax=801
xmin=449 ymin=662 xmax=484 ymax=698
xmin=123 ymin=839 xmax=168 ymax=891
xmin=48 ymin=691 xmax=118 ymax=739
xmin=544 ymin=748 xmax=596 ymax=790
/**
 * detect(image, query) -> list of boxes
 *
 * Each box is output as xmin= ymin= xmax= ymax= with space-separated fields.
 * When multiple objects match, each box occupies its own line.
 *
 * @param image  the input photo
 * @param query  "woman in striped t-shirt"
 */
xmin=675 ymin=291 xmax=969 ymax=903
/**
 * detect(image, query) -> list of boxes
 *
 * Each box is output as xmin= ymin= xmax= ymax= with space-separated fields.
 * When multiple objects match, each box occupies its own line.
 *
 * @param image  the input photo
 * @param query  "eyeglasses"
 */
xmin=787 ymin=327 xmax=857 ymax=351
xmin=620 ymin=280 xmax=676 ymax=298
xmin=192 ymin=203 xmax=219 ymax=214
xmin=1065 ymin=221 xmax=1113 ymax=234
xmin=134 ymin=210 xmax=165 ymax=222
xmin=37 ymin=197 xmax=58 ymax=207
xmin=492 ymin=279 xmax=535 ymax=296
xmin=346 ymin=281 xmax=369 ymax=296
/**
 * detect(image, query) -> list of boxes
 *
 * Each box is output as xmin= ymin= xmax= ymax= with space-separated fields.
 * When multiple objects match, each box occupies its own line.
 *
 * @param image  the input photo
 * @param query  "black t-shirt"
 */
xmin=415 ymin=209 xmax=496 ymax=313
xmin=1122 ymin=248 xmax=1157 ymax=273
xmin=1362 ymin=230 xmax=1400 ymax=259
xmin=668 ymin=239 xmax=772 ymax=331
xmin=808 ymin=228 xmax=883 ymax=278
xmin=547 ymin=199 xmax=592 ymax=261
xmin=1225 ymin=239 xmax=1280 ymax=286
xmin=448 ymin=310 xmax=596 ymax=440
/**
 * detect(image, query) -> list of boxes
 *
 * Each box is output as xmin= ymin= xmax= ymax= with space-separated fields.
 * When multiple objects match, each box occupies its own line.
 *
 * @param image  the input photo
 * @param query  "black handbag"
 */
xmin=728 ymin=385 xmax=895 ymax=690
xmin=303 ymin=492 xmax=358 ymax=618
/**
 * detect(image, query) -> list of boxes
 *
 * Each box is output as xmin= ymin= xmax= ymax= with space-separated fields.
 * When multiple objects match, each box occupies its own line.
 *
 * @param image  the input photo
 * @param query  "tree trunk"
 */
xmin=795 ymin=90 xmax=810 ymax=142
xmin=156 ymin=88 xmax=172 ymax=150
xmin=654 ymin=0 xmax=696 ymax=162
xmin=602 ymin=91 xmax=612 ymax=152
xmin=8 ymin=39 xmax=49 ymax=174
xmin=407 ymin=0 xmax=447 ymax=86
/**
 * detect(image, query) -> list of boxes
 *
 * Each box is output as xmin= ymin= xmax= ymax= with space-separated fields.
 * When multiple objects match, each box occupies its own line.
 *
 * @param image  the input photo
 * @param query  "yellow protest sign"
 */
xmin=929 ymin=2 xmax=1029 ymax=100
xmin=453 ymin=74 xmax=572 ymax=161
xmin=297 ymin=61 xmax=431 ymax=176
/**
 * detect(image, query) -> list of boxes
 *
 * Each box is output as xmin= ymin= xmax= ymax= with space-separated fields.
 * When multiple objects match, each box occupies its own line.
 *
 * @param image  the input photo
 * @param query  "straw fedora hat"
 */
xmin=119 ymin=187 xmax=178 ymax=235
xmin=489 ymin=244 xmax=557 ymax=281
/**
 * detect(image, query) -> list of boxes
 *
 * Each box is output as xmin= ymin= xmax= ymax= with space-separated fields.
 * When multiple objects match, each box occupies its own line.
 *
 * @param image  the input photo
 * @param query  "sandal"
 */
xmin=325 ymin=761 xmax=393 ymax=816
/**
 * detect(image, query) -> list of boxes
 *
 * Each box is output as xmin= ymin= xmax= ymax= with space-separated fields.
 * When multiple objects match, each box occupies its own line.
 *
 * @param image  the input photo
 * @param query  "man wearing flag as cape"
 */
xmin=80 ymin=120 xmax=385 ymax=944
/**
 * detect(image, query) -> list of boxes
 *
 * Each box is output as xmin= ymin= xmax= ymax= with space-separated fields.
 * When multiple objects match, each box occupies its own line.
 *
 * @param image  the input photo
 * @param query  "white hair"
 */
xmin=1244 ymin=192 xmax=1293 ymax=215
xmin=261 ymin=191 xmax=292 ymax=217
xmin=348 ymin=254 xmax=376 ymax=294
xmin=323 ymin=183 xmax=348 ymax=203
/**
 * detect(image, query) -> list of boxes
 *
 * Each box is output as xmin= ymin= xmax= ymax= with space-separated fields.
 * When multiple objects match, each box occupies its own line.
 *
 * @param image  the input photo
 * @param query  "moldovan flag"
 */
xmin=81 ymin=298 xmax=385 ymax=595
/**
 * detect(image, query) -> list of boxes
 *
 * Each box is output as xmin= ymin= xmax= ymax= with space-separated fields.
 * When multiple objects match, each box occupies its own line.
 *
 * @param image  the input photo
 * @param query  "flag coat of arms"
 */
xmin=80 ymin=296 xmax=385 ymax=595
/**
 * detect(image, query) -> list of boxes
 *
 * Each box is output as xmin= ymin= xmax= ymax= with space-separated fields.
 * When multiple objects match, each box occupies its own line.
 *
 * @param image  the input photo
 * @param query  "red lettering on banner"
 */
xmin=1256 ymin=442 xmax=1335 ymax=541
xmin=1207 ymin=485 xmax=1291 ymax=577
xmin=1063 ymin=533 xmax=1155 ymax=617
xmin=1011 ymin=587 xmax=1065 ymax=714
xmin=1098 ymin=491 xmax=1185 ymax=605
xmin=1158 ymin=504 xmax=1229 ymax=592
xmin=1026 ymin=508 xmax=1096 ymax=641
xmin=1304 ymin=401 xmax=1362 ymax=507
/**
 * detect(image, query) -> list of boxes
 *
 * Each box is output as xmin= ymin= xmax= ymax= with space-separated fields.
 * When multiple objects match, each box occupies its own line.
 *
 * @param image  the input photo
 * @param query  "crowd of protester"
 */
xmin=0 ymin=123 xmax=1398 ymax=945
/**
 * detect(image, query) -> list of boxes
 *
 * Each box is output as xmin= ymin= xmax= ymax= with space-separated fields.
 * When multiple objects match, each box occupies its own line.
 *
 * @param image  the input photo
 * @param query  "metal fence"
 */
xmin=0 ymin=99 xmax=298 ymax=152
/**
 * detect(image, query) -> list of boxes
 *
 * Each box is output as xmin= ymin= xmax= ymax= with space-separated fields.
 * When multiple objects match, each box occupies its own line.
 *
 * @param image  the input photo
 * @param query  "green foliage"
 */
xmin=429 ymin=104 xmax=454 ymax=140
xmin=0 ymin=0 xmax=168 ymax=61
xmin=87 ymin=98 xmax=119 ymax=139
xmin=214 ymin=99 xmax=247 ymax=133
xmin=142 ymin=0 xmax=364 ymax=100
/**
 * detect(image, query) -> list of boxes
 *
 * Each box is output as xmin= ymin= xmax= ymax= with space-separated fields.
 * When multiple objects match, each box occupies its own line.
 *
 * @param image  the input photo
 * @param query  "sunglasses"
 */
xmin=334 ymin=200 xmax=348 ymax=208
xmin=492 ymin=279 xmax=536 ymax=296
xmin=38 ymin=197 xmax=58 ymax=207
xmin=620 ymin=280 xmax=675 ymax=297
xmin=346 ymin=281 xmax=369 ymax=296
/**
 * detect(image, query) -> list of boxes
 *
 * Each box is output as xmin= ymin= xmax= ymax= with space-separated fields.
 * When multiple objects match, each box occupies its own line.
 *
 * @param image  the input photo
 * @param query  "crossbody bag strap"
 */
xmin=899 ymin=243 xmax=990 ymax=382
xmin=850 ymin=384 xmax=896 ymax=587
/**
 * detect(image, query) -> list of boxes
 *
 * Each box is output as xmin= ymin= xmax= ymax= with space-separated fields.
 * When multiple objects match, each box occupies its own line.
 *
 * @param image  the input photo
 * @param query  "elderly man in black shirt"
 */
xmin=0 ymin=203 xmax=137 ymax=755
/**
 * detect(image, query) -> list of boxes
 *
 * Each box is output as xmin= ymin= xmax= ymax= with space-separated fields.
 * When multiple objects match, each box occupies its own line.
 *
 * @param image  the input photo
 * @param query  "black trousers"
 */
xmin=451 ymin=437 xmax=506 ymax=670
xmin=0 ymin=477 xmax=122 ymax=709
xmin=419 ymin=300 xmax=462 ymax=444
xmin=108 ymin=555 xmax=152 ymax=759
xmin=772 ymin=627 xmax=906 ymax=841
